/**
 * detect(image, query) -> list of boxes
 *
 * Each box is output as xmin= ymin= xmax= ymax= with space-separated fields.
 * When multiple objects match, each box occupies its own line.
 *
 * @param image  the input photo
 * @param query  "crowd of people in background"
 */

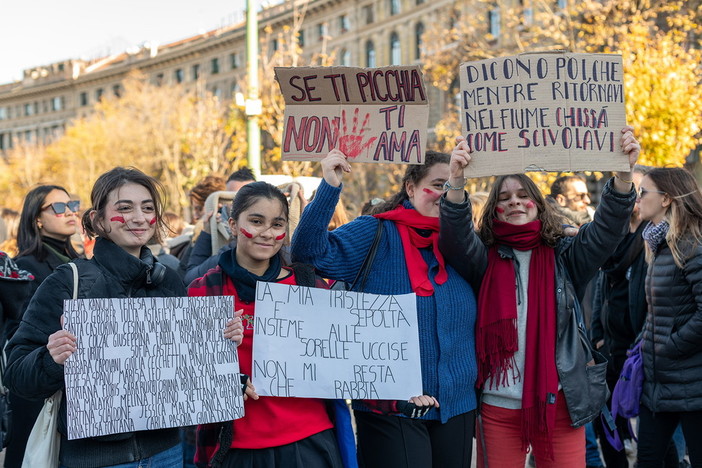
xmin=0 ymin=124 xmax=700 ymax=468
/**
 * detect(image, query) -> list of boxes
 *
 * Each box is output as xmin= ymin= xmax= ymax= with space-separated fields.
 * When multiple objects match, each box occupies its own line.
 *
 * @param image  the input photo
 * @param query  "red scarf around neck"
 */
xmin=477 ymin=219 xmax=559 ymax=458
xmin=374 ymin=205 xmax=447 ymax=296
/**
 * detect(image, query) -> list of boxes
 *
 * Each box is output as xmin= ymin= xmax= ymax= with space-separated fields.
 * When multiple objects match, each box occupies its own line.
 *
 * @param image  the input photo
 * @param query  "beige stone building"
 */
xmin=0 ymin=0 xmax=470 ymax=155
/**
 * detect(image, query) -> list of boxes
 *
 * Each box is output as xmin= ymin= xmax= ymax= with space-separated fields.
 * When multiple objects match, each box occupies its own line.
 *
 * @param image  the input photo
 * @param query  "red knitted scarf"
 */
xmin=374 ymin=205 xmax=447 ymax=296
xmin=477 ymin=219 xmax=558 ymax=458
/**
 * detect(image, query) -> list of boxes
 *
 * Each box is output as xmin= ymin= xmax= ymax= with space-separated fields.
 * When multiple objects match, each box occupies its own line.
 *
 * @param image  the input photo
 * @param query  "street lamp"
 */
xmin=246 ymin=0 xmax=262 ymax=179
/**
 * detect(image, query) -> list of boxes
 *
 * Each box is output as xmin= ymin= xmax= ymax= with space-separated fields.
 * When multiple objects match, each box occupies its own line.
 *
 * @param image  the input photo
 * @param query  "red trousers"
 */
xmin=476 ymin=393 xmax=585 ymax=468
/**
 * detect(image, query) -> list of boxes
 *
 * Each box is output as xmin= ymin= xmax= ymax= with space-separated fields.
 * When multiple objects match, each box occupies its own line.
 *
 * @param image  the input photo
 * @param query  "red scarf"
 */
xmin=374 ymin=206 xmax=447 ymax=296
xmin=477 ymin=219 xmax=558 ymax=458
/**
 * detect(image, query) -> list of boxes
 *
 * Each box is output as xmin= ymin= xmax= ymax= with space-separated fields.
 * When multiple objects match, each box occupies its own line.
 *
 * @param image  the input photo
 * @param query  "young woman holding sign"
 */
xmin=290 ymin=150 xmax=481 ymax=468
xmin=188 ymin=181 xmax=356 ymax=468
xmin=438 ymin=126 xmax=640 ymax=468
xmin=6 ymin=167 xmax=186 ymax=468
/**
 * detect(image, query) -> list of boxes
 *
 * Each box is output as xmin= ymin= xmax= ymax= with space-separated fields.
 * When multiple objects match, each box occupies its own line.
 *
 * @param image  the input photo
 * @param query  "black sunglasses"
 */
xmin=637 ymin=187 xmax=666 ymax=199
xmin=42 ymin=200 xmax=80 ymax=215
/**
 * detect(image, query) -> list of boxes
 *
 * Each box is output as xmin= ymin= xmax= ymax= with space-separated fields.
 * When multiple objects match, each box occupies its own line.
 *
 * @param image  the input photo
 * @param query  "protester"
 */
xmin=439 ymin=126 xmax=640 ymax=468
xmin=225 ymin=167 xmax=256 ymax=192
xmin=0 ymin=209 xmax=20 ymax=257
xmin=6 ymin=167 xmax=185 ymax=468
xmin=2 ymin=185 xmax=83 ymax=467
xmin=590 ymin=165 xmax=651 ymax=467
xmin=548 ymin=175 xmax=593 ymax=226
xmin=291 ymin=150 xmax=479 ymax=468
xmin=469 ymin=192 xmax=489 ymax=229
xmin=188 ymin=181 xmax=354 ymax=468
xmin=635 ymin=167 xmax=702 ymax=467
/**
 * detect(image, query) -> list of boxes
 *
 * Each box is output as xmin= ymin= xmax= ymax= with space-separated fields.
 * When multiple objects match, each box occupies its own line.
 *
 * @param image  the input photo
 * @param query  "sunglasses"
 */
xmin=637 ymin=187 xmax=666 ymax=199
xmin=42 ymin=200 xmax=80 ymax=215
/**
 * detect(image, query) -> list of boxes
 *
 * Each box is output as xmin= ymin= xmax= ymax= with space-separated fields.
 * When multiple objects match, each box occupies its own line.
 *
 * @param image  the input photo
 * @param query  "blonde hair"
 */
xmin=469 ymin=192 xmax=489 ymax=229
xmin=646 ymin=167 xmax=702 ymax=268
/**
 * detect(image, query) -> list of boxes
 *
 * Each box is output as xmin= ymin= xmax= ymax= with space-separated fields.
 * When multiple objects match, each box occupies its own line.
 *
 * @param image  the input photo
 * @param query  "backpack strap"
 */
xmin=349 ymin=219 xmax=383 ymax=292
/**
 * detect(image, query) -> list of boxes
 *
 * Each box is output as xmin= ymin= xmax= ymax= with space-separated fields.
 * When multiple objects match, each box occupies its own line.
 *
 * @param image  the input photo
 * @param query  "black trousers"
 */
xmin=637 ymin=405 xmax=702 ymax=468
xmin=355 ymin=410 xmax=476 ymax=468
xmin=221 ymin=429 xmax=343 ymax=468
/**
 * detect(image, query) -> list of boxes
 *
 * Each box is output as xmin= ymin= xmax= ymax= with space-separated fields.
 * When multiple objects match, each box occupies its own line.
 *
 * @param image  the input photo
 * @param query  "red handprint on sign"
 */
xmin=334 ymin=108 xmax=378 ymax=159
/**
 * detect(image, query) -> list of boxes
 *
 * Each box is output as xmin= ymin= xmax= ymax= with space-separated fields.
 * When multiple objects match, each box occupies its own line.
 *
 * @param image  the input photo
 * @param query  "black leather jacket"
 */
xmin=6 ymin=238 xmax=186 ymax=468
xmin=439 ymin=178 xmax=636 ymax=426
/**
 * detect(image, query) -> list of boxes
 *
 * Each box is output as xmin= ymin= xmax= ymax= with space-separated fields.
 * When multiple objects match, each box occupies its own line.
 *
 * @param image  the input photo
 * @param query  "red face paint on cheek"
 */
xmin=110 ymin=216 xmax=126 ymax=223
xmin=526 ymin=201 xmax=535 ymax=209
xmin=422 ymin=188 xmax=440 ymax=200
xmin=275 ymin=233 xmax=286 ymax=241
xmin=149 ymin=217 xmax=157 ymax=225
xmin=495 ymin=206 xmax=505 ymax=214
xmin=240 ymin=228 xmax=254 ymax=238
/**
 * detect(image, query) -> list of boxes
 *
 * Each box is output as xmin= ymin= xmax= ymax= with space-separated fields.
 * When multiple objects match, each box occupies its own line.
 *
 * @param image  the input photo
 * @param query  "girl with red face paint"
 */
xmin=6 ymin=167 xmax=187 ymax=468
xmin=188 ymin=181 xmax=354 ymax=468
xmin=291 ymin=150 xmax=479 ymax=468
xmin=440 ymin=128 xmax=641 ymax=468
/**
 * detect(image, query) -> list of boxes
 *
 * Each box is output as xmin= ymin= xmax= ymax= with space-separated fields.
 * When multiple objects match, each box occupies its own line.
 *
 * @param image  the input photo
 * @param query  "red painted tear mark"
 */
xmin=275 ymin=233 xmax=286 ymax=241
xmin=240 ymin=228 xmax=254 ymax=238
xmin=422 ymin=188 xmax=441 ymax=200
xmin=149 ymin=217 xmax=157 ymax=225
xmin=495 ymin=206 xmax=505 ymax=214
xmin=526 ymin=201 xmax=535 ymax=209
xmin=110 ymin=216 xmax=126 ymax=223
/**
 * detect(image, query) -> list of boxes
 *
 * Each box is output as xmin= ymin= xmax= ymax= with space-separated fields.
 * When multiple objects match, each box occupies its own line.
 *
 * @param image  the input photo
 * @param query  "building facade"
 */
xmin=0 ymin=0 xmax=471 ymax=154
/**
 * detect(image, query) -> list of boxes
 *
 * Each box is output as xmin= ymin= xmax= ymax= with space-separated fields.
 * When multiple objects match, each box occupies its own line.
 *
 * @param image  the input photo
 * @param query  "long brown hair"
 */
xmin=645 ymin=167 xmax=702 ymax=267
xmin=479 ymin=174 xmax=565 ymax=247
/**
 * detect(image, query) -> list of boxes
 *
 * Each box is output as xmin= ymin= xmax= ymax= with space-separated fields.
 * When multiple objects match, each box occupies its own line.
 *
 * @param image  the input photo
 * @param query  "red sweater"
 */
xmin=189 ymin=266 xmax=333 ymax=449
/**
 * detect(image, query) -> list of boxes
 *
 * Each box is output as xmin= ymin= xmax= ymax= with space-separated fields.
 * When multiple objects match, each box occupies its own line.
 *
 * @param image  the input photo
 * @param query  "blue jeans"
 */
xmin=61 ymin=443 xmax=182 ymax=468
xmin=585 ymin=422 xmax=604 ymax=467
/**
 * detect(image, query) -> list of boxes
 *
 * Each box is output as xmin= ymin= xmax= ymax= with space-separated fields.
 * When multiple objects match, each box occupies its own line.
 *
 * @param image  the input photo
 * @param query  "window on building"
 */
xmin=317 ymin=22 xmax=328 ymax=40
xmin=51 ymin=96 xmax=63 ymax=111
xmin=415 ymin=22 xmax=425 ymax=60
xmin=24 ymin=103 xmax=33 ymax=116
xmin=80 ymin=92 xmax=88 ymax=106
xmin=192 ymin=64 xmax=201 ymax=80
xmin=366 ymin=40 xmax=376 ymax=67
xmin=175 ymin=68 xmax=184 ymax=83
xmin=272 ymin=39 xmax=279 ymax=51
xmin=24 ymin=130 xmax=33 ymax=143
xmin=489 ymin=8 xmax=501 ymax=37
xmin=390 ymin=0 xmax=400 ymax=15
xmin=213 ymin=86 xmax=222 ymax=99
xmin=113 ymin=84 xmax=121 ymax=97
xmin=230 ymin=53 xmax=239 ymax=69
xmin=155 ymin=73 xmax=164 ymax=86
xmin=339 ymin=15 xmax=349 ymax=33
xmin=390 ymin=32 xmax=401 ymax=65
xmin=363 ymin=5 xmax=374 ymax=24
xmin=33 ymin=102 xmax=39 ymax=115
xmin=0 ymin=107 xmax=6 ymax=120
xmin=211 ymin=58 xmax=220 ymax=74
xmin=298 ymin=29 xmax=305 ymax=47
xmin=416 ymin=0 xmax=425 ymax=4
xmin=0 ymin=133 xmax=6 ymax=150
xmin=96 ymin=88 xmax=104 ymax=101
xmin=340 ymin=49 xmax=351 ymax=66
xmin=522 ymin=0 xmax=533 ymax=25
xmin=58 ymin=63 xmax=65 ymax=72
xmin=557 ymin=0 xmax=567 ymax=8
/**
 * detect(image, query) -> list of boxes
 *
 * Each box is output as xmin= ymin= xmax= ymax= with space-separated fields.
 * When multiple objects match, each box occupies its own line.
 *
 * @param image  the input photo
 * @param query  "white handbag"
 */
xmin=21 ymin=262 xmax=79 ymax=468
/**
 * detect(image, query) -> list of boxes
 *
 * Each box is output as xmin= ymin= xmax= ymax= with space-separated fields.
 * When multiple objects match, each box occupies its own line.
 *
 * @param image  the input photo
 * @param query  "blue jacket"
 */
xmin=291 ymin=180 xmax=478 ymax=423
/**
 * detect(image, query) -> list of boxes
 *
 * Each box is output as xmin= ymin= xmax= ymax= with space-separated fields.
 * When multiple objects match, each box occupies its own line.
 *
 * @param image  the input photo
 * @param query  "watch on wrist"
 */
xmin=443 ymin=178 xmax=467 ymax=191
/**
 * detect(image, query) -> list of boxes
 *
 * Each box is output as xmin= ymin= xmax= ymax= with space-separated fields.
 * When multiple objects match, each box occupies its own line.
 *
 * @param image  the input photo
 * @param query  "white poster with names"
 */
xmin=63 ymin=296 xmax=244 ymax=440
xmin=252 ymin=282 xmax=422 ymax=400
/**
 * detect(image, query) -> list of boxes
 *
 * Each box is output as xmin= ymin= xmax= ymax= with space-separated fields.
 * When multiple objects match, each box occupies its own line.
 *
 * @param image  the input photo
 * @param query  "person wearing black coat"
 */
xmin=5 ymin=168 xmax=186 ymax=468
xmin=635 ymin=167 xmax=702 ymax=468
xmin=4 ymin=185 xmax=81 ymax=468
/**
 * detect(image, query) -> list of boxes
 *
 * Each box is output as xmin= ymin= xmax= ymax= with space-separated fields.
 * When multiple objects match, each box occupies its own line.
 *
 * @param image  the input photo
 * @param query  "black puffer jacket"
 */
xmin=641 ymin=241 xmax=702 ymax=412
xmin=439 ymin=178 xmax=636 ymax=426
xmin=5 ymin=237 xmax=186 ymax=468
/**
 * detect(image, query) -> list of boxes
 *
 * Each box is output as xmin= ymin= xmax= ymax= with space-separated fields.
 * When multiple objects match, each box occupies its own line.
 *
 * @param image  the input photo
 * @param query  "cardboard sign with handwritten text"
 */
xmin=459 ymin=52 xmax=629 ymax=177
xmin=275 ymin=66 xmax=429 ymax=164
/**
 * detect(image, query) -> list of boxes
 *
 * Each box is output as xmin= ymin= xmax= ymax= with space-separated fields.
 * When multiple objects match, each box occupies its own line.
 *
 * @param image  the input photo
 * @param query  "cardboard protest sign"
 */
xmin=275 ymin=66 xmax=429 ymax=164
xmin=63 ymin=296 xmax=243 ymax=440
xmin=252 ymin=282 xmax=422 ymax=400
xmin=459 ymin=52 xmax=629 ymax=177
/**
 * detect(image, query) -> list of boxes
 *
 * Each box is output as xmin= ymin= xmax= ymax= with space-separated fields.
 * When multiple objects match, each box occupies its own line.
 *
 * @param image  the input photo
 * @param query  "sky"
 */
xmin=0 ymin=0 xmax=250 ymax=84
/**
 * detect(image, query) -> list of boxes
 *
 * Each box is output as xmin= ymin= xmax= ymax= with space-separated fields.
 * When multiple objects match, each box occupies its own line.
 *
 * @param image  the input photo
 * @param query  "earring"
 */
xmin=37 ymin=221 xmax=43 ymax=229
